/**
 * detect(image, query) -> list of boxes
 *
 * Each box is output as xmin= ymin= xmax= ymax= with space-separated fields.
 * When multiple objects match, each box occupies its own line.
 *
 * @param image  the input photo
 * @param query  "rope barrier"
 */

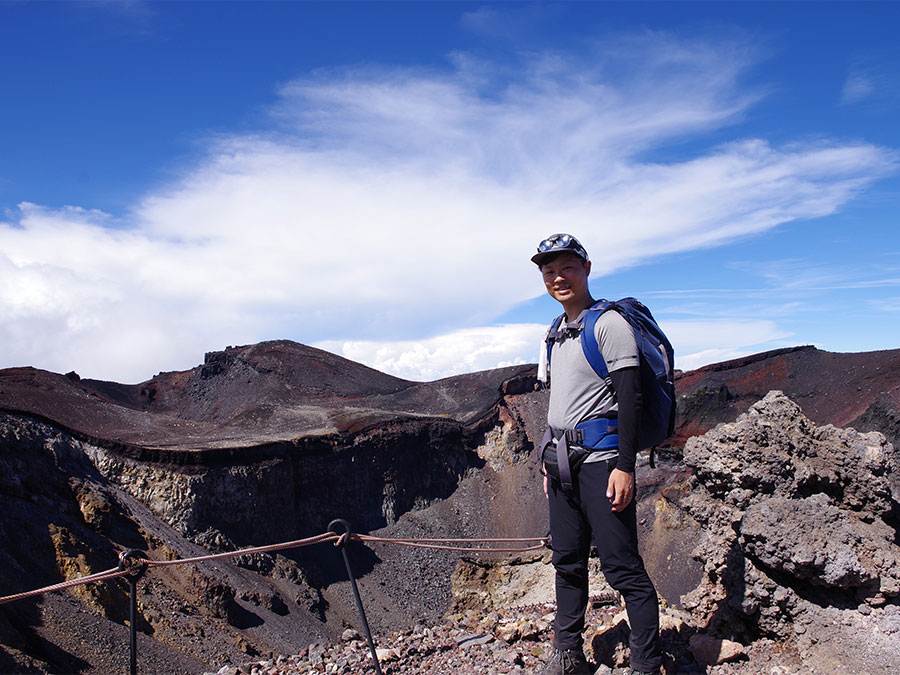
xmin=0 ymin=566 xmax=131 ymax=605
xmin=0 ymin=523 xmax=550 ymax=673
xmin=137 ymin=532 xmax=340 ymax=568
xmin=0 ymin=528 xmax=549 ymax=606
xmin=355 ymin=534 xmax=549 ymax=553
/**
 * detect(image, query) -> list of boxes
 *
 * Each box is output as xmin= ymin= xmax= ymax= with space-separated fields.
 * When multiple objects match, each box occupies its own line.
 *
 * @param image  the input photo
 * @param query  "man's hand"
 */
xmin=606 ymin=468 xmax=634 ymax=512
xmin=543 ymin=472 xmax=549 ymax=498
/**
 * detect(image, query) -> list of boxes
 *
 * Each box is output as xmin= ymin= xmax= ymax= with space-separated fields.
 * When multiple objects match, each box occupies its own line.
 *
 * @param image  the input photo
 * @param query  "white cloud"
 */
xmin=662 ymin=318 xmax=795 ymax=372
xmin=675 ymin=347 xmax=764 ymax=372
xmin=0 ymin=33 xmax=896 ymax=382
xmin=316 ymin=324 xmax=547 ymax=382
xmin=314 ymin=316 xmax=796 ymax=381
xmin=720 ymin=258 xmax=900 ymax=293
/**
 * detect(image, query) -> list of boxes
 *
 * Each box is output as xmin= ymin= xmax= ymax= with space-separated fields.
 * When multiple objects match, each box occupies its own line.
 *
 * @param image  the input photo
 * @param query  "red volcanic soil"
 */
xmin=0 ymin=340 xmax=534 ymax=456
xmin=673 ymin=345 xmax=900 ymax=446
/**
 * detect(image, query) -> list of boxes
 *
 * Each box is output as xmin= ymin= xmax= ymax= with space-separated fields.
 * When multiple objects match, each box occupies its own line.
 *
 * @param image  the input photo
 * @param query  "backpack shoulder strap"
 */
xmin=548 ymin=312 xmax=567 ymax=337
xmin=580 ymin=300 xmax=613 ymax=379
xmin=545 ymin=312 xmax=566 ymax=369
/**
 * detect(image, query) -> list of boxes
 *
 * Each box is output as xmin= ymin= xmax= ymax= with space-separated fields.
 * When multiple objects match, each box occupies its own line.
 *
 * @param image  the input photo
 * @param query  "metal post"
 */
xmin=129 ymin=576 xmax=138 ymax=675
xmin=328 ymin=519 xmax=382 ymax=675
xmin=118 ymin=550 xmax=148 ymax=675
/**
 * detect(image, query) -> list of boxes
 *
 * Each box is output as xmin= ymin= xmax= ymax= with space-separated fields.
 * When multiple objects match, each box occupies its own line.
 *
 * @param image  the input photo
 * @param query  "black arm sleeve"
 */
xmin=610 ymin=366 xmax=642 ymax=474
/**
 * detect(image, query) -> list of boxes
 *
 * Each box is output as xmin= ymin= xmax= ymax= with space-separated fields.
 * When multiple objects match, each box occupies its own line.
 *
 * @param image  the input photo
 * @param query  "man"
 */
xmin=533 ymin=233 xmax=662 ymax=675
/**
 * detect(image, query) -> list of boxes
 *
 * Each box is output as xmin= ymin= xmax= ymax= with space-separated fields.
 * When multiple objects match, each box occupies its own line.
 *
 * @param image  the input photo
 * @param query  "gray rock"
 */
xmin=680 ymin=391 xmax=900 ymax=671
xmin=340 ymin=628 xmax=361 ymax=642
xmin=740 ymin=494 xmax=900 ymax=595
xmin=457 ymin=633 xmax=494 ymax=648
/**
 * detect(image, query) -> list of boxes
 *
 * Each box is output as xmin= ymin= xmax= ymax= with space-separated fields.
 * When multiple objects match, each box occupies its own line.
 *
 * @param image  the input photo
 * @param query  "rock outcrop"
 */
xmin=680 ymin=391 xmax=900 ymax=672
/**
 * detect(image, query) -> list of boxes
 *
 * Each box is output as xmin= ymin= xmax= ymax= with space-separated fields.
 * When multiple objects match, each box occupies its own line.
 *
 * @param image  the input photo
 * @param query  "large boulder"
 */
xmin=680 ymin=391 xmax=900 ymax=671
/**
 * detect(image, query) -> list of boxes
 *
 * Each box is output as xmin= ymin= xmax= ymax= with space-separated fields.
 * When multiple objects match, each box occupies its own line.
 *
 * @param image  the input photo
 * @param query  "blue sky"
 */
xmin=1 ymin=1 xmax=899 ymax=383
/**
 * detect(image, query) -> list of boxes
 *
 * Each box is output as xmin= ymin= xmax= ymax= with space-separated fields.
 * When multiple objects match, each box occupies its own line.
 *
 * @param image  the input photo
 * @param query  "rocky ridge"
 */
xmin=673 ymin=346 xmax=900 ymax=449
xmin=0 ymin=341 xmax=536 ymax=454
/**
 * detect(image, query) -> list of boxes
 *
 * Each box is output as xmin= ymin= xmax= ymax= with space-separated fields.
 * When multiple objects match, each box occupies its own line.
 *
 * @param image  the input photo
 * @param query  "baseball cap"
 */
xmin=531 ymin=233 xmax=589 ymax=266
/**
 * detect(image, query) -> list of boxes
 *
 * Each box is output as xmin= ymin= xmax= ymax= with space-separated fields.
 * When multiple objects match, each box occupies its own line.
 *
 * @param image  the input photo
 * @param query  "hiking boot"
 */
xmin=538 ymin=647 xmax=592 ymax=675
xmin=624 ymin=667 xmax=661 ymax=675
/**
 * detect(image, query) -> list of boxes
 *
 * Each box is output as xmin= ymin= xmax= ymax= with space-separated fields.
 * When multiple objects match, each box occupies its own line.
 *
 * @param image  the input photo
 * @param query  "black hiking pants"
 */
xmin=547 ymin=459 xmax=662 ymax=672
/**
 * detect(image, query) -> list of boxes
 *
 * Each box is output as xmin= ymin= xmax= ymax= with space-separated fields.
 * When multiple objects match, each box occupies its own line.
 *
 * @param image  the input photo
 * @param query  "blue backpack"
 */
xmin=545 ymin=297 xmax=676 ymax=458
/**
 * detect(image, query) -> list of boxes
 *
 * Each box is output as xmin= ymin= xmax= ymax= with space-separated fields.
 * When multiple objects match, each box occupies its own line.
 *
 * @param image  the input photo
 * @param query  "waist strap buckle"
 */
xmin=564 ymin=428 xmax=584 ymax=445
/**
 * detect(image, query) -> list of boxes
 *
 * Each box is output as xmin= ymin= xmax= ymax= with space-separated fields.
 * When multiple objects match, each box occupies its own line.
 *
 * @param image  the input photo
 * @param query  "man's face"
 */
xmin=540 ymin=252 xmax=591 ymax=307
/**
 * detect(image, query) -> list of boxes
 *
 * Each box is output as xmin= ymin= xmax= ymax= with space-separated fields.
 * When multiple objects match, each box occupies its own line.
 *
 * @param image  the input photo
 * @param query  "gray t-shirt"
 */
xmin=547 ymin=309 xmax=639 ymax=431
